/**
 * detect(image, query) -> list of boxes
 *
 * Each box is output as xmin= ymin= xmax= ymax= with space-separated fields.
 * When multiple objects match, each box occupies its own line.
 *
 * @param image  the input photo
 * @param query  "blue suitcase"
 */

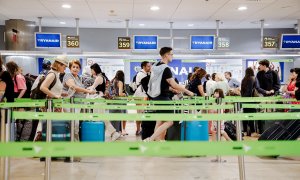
xmin=42 ymin=121 xmax=70 ymax=141
xmin=81 ymin=121 xmax=105 ymax=142
xmin=181 ymin=121 xmax=209 ymax=141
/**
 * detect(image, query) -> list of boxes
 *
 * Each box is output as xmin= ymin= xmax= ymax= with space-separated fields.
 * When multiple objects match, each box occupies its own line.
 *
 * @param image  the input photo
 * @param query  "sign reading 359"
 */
xmin=118 ymin=37 xmax=131 ymax=49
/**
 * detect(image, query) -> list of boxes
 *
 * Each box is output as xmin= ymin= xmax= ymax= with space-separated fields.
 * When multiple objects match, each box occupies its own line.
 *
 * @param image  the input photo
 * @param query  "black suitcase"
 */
xmin=258 ymin=120 xmax=300 ymax=141
xmin=224 ymin=121 xmax=243 ymax=141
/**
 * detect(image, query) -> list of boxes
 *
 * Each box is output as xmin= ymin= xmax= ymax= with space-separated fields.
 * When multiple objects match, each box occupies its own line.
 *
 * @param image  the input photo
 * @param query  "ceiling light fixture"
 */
xmin=188 ymin=24 xmax=194 ymax=27
xmin=150 ymin=6 xmax=160 ymax=11
xmin=60 ymin=22 xmax=66 ymax=24
xmin=238 ymin=6 xmax=247 ymax=11
xmin=62 ymin=4 xmax=71 ymax=9
xmin=139 ymin=24 xmax=145 ymax=26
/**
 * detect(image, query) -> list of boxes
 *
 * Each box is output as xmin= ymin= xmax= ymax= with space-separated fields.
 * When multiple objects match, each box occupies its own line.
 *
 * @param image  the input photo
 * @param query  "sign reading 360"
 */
xmin=66 ymin=36 xmax=80 ymax=48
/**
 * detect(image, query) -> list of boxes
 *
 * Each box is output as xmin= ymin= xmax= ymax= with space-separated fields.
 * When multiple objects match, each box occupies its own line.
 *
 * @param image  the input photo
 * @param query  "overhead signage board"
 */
xmin=35 ymin=33 xmax=61 ymax=48
xmin=263 ymin=36 xmax=278 ymax=49
xmin=217 ymin=37 xmax=230 ymax=50
xmin=66 ymin=35 xmax=80 ymax=48
xmin=190 ymin=35 xmax=215 ymax=50
xmin=281 ymin=34 xmax=300 ymax=50
xmin=134 ymin=35 xmax=158 ymax=50
xmin=118 ymin=37 xmax=131 ymax=49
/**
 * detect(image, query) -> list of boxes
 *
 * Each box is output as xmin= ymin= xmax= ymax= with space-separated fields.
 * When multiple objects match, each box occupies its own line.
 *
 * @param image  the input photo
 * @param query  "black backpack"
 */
xmin=140 ymin=73 xmax=151 ymax=94
xmin=31 ymin=72 xmax=57 ymax=99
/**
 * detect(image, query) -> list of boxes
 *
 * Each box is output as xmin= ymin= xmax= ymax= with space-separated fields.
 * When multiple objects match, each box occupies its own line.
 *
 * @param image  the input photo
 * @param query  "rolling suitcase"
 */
xmin=42 ymin=121 xmax=70 ymax=141
xmin=41 ymin=121 xmax=71 ymax=162
xmin=181 ymin=121 xmax=209 ymax=141
xmin=258 ymin=120 xmax=300 ymax=141
xmin=81 ymin=121 xmax=105 ymax=142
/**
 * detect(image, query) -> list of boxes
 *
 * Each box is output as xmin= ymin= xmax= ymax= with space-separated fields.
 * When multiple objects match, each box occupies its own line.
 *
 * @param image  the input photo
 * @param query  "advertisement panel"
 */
xmin=281 ymin=34 xmax=300 ymax=50
xmin=190 ymin=35 xmax=215 ymax=50
xmin=35 ymin=33 xmax=61 ymax=48
xmin=134 ymin=35 xmax=158 ymax=50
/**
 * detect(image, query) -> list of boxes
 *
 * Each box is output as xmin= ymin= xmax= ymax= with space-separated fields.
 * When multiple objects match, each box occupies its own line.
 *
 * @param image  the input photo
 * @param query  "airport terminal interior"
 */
xmin=0 ymin=0 xmax=300 ymax=180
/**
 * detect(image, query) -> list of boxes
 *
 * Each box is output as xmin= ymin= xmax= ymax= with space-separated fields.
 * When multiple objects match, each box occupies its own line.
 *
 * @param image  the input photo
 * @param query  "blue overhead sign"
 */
xmin=134 ymin=35 xmax=158 ymax=50
xmin=191 ymin=35 xmax=215 ymax=50
xmin=35 ymin=33 xmax=61 ymax=48
xmin=281 ymin=34 xmax=300 ymax=50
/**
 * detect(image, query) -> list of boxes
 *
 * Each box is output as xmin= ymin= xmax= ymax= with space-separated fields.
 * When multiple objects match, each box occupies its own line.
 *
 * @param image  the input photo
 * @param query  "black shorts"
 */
xmin=151 ymin=95 xmax=173 ymax=114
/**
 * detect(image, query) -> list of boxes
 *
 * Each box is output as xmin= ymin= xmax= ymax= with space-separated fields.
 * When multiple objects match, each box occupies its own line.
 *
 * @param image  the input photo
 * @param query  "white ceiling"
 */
xmin=0 ymin=0 xmax=299 ymax=29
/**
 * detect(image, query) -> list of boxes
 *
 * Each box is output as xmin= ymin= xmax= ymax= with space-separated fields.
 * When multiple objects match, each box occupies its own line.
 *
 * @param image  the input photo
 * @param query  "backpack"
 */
xmin=129 ymin=73 xmax=138 ymax=93
xmin=30 ymin=72 xmax=57 ymax=99
xmin=23 ymin=74 xmax=37 ymax=98
xmin=140 ymin=73 xmax=151 ymax=94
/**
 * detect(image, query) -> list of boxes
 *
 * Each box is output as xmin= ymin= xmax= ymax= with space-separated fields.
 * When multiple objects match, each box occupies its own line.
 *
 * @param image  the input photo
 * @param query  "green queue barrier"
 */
xmin=0 ymin=141 xmax=299 ymax=157
xmin=0 ymin=102 xmax=45 ymax=108
xmin=242 ymin=103 xmax=300 ymax=109
xmin=11 ymin=111 xmax=300 ymax=121
xmin=13 ymin=97 xmax=297 ymax=105
xmin=53 ymin=103 xmax=234 ymax=111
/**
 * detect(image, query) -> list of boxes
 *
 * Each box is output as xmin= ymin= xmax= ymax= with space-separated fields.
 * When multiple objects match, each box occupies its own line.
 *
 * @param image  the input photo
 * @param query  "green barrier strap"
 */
xmin=0 ymin=102 xmax=45 ymax=108
xmin=12 ymin=111 xmax=300 ymax=121
xmin=242 ymin=104 xmax=300 ymax=109
xmin=73 ymin=98 xmax=215 ymax=104
xmin=0 ymin=141 xmax=299 ymax=157
xmin=54 ymin=103 xmax=234 ymax=110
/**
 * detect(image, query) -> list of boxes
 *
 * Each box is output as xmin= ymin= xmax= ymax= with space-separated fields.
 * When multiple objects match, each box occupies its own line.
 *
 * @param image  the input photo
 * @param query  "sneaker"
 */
xmin=111 ymin=132 xmax=121 ymax=141
xmin=143 ymin=137 xmax=151 ymax=142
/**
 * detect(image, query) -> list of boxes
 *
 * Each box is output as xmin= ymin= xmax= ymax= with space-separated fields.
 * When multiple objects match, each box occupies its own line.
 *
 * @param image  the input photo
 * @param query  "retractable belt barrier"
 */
xmin=0 ymin=141 xmax=299 ymax=157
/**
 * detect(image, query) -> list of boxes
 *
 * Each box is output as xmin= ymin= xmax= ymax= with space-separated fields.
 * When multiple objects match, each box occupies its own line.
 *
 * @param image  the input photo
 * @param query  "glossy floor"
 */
xmin=7 ymin=122 xmax=300 ymax=180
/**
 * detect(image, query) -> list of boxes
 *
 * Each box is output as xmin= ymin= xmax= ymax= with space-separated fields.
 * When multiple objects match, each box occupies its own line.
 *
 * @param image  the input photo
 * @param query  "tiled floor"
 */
xmin=6 ymin=121 xmax=300 ymax=180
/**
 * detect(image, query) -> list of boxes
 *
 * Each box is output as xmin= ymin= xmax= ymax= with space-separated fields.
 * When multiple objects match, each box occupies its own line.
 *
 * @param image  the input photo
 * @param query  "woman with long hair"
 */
xmin=188 ymin=68 xmax=206 ymax=97
xmin=241 ymin=67 xmax=256 ymax=136
xmin=89 ymin=63 xmax=121 ymax=141
xmin=6 ymin=61 xmax=27 ymax=98
xmin=111 ymin=70 xmax=127 ymax=135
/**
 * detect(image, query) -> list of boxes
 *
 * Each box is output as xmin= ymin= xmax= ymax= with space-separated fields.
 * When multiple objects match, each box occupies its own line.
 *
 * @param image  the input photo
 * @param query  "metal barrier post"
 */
xmin=235 ymin=102 xmax=246 ymax=180
xmin=1 ymin=108 xmax=12 ymax=180
xmin=216 ymin=98 xmax=222 ymax=162
xmin=0 ymin=108 xmax=4 ymax=180
xmin=45 ymin=99 xmax=53 ymax=180
xmin=70 ymin=97 xmax=75 ymax=163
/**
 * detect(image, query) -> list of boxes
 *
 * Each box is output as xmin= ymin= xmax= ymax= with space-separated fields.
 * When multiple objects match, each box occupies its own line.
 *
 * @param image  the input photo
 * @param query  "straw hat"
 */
xmin=54 ymin=55 xmax=68 ymax=66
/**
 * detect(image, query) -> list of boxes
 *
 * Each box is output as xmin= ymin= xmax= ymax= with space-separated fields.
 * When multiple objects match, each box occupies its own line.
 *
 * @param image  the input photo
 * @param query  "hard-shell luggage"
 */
xmin=42 ymin=121 xmax=70 ymax=141
xmin=41 ymin=121 xmax=71 ymax=162
xmin=81 ymin=121 xmax=105 ymax=142
xmin=258 ymin=120 xmax=300 ymax=141
xmin=181 ymin=121 xmax=209 ymax=141
xmin=224 ymin=121 xmax=238 ymax=140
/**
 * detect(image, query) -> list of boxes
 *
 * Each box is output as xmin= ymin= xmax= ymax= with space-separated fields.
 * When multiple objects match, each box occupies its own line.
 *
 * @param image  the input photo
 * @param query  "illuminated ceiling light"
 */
xmin=60 ymin=22 xmax=66 ymax=24
xmin=62 ymin=4 xmax=71 ymax=9
xmin=238 ymin=6 xmax=247 ymax=11
xmin=150 ymin=6 xmax=160 ymax=11
xmin=188 ymin=24 xmax=194 ymax=27
xmin=139 ymin=23 xmax=145 ymax=26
